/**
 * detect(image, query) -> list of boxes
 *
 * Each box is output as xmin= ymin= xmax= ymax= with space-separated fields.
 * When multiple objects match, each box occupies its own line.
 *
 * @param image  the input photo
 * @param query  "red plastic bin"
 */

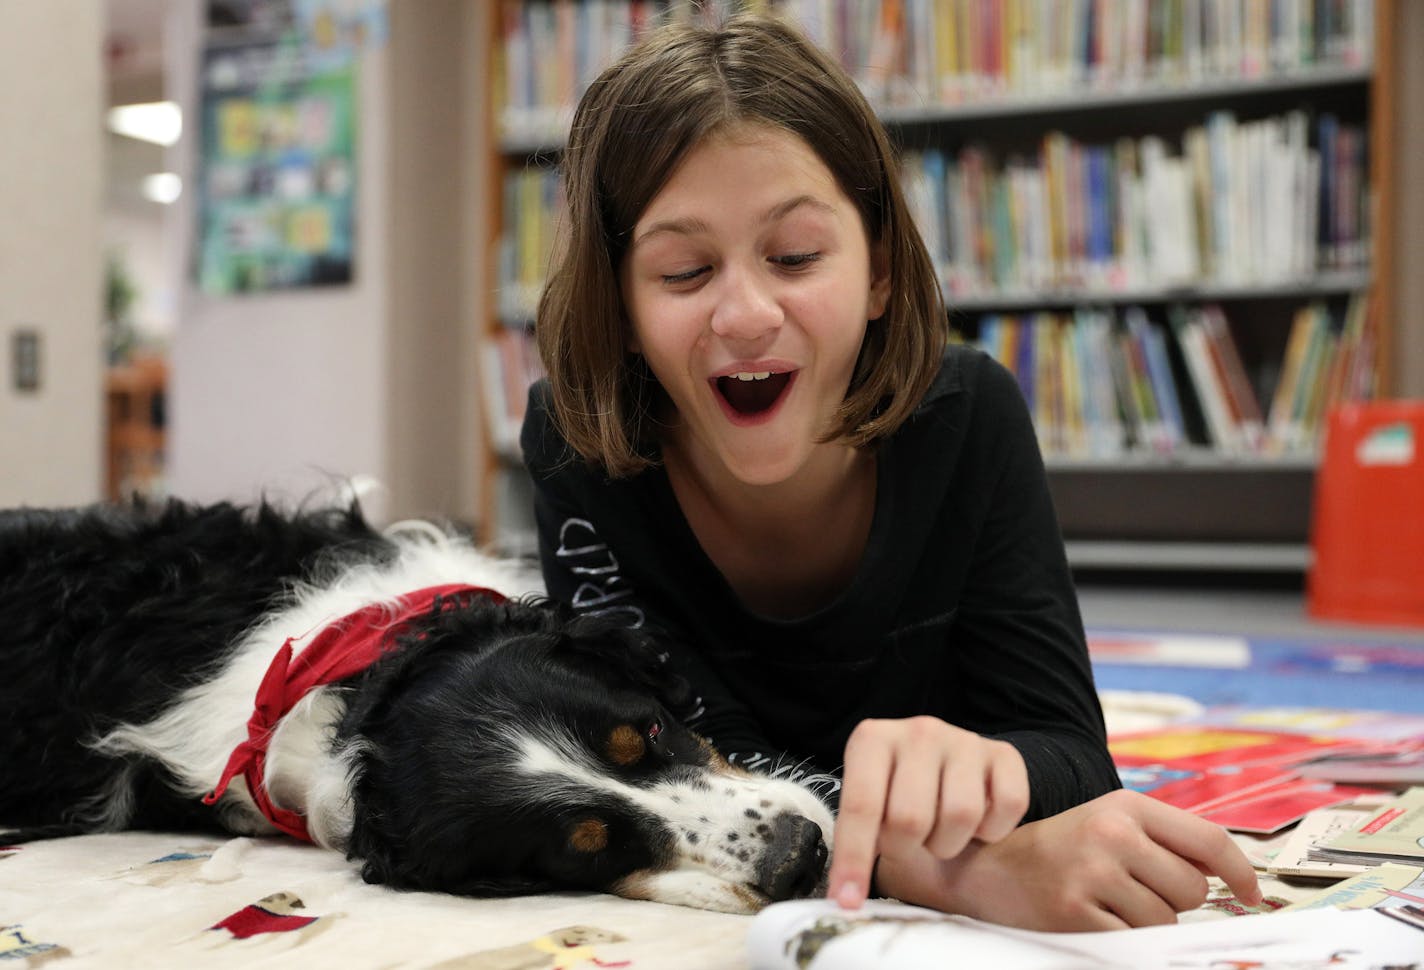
xmin=1307 ymin=401 xmax=1424 ymax=627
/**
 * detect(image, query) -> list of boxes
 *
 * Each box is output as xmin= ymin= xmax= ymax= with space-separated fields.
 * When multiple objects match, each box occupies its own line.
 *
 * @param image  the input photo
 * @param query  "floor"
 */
xmin=1077 ymin=582 xmax=1424 ymax=644
xmin=1077 ymin=579 xmax=1424 ymax=714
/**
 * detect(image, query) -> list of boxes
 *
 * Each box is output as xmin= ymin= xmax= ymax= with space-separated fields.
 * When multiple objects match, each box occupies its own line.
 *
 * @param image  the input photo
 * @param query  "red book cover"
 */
xmin=1110 ymin=726 xmax=1355 ymax=772
xmin=1119 ymin=763 xmax=1298 ymax=813
xmin=1201 ymin=780 xmax=1382 ymax=834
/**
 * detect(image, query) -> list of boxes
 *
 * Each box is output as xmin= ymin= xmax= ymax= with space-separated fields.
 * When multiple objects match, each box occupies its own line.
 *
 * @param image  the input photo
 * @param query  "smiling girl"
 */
xmin=520 ymin=13 xmax=1260 ymax=931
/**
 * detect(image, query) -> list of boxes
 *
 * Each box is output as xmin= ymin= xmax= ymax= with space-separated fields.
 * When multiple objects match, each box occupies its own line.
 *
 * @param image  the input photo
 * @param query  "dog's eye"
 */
xmin=646 ymin=720 xmax=663 ymax=741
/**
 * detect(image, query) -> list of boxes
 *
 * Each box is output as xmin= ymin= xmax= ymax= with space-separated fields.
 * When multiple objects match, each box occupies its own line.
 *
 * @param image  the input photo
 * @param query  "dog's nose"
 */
xmin=754 ymin=813 xmax=828 ymax=901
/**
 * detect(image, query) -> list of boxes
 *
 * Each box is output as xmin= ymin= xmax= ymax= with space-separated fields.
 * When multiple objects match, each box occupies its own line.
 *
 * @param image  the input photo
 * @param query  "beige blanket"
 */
xmin=0 ymin=831 xmax=750 ymax=969
xmin=5 ymin=693 xmax=1280 ymax=969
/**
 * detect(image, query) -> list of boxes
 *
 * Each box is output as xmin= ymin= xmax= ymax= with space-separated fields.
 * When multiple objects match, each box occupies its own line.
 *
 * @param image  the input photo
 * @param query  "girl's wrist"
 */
xmin=872 ymin=841 xmax=988 ymax=915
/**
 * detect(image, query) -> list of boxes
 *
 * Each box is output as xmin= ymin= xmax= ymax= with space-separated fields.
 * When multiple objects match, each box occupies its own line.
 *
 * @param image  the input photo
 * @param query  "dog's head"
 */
xmin=340 ymin=598 xmax=833 ymax=914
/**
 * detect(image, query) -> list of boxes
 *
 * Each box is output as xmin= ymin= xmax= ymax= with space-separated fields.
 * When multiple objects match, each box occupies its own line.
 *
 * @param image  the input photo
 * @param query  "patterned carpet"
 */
xmin=1088 ymin=628 xmax=1424 ymax=713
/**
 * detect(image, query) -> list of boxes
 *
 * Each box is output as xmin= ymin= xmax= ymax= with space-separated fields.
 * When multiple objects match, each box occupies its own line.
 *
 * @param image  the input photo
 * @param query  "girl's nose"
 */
xmin=709 ymin=264 xmax=783 ymax=343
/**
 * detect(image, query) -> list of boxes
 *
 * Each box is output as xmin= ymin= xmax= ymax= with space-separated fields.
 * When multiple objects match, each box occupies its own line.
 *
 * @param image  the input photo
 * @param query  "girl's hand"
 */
xmin=875 ymin=789 xmax=1263 ymax=931
xmin=826 ymin=716 xmax=1029 ymax=909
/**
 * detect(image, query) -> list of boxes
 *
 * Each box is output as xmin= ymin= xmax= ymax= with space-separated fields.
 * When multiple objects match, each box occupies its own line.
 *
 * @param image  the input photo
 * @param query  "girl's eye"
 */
xmin=773 ymin=252 xmax=821 ymax=269
xmin=661 ymin=266 xmax=709 ymax=285
xmin=646 ymin=720 xmax=663 ymax=741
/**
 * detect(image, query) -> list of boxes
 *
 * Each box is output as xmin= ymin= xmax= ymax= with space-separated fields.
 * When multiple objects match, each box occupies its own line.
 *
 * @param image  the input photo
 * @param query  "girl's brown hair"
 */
xmin=535 ymin=12 xmax=947 ymax=477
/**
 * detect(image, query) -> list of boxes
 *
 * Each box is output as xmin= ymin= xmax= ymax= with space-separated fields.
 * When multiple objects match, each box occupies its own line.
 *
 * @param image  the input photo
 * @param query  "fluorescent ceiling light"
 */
xmin=142 ymin=173 xmax=182 ymax=205
xmin=108 ymin=101 xmax=182 ymax=147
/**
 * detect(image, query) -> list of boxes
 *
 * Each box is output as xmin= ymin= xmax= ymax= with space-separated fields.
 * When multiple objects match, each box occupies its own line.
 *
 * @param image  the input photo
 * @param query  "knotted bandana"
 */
xmin=204 ymin=583 xmax=506 ymax=841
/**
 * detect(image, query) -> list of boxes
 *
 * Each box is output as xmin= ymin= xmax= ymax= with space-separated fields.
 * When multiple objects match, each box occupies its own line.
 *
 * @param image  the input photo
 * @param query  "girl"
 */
xmin=520 ymin=12 xmax=1260 ymax=931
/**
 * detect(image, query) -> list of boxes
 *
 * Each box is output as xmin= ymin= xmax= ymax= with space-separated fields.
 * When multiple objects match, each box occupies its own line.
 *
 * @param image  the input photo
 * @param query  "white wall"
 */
xmin=106 ymin=204 xmax=176 ymax=345
xmin=383 ymin=0 xmax=488 ymax=527
xmin=162 ymin=2 xmax=486 ymax=527
xmin=163 ymin=1 xmax=393 ymax=519
xmin=0 ymin=1 xmax=105 ymax=506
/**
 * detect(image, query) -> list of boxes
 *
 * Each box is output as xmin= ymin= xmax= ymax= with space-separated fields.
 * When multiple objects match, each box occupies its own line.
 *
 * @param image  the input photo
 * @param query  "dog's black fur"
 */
xmin=0 ymin=499 xmax=832 ymax=912
xmin=1 ymin=502 xmax=389 ymax=839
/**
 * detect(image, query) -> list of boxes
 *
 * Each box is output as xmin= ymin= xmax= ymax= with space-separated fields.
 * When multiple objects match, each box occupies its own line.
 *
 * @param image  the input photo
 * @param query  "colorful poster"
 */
xmin=196 ymin=37 xmax=356 ymax=294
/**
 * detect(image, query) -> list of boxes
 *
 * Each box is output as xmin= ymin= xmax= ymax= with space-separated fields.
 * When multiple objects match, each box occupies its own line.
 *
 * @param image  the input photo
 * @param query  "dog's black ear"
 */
xmin=555 ymin=614 xmax=693 ymax=713
xmin=338 ymin=595 xmax=544 ymax=736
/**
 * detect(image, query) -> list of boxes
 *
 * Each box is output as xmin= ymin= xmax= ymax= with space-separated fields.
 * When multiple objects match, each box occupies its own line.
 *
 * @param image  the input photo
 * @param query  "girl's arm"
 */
xmin=829 ymin=354 xmax=1121 ymax=908
xmin=950 ymin=355 xmax=1121 ymax=817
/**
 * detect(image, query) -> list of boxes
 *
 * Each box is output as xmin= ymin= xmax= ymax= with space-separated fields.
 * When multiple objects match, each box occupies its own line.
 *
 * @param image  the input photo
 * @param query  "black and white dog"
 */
xmin=0 ymin=499 xmax=832 ymax=913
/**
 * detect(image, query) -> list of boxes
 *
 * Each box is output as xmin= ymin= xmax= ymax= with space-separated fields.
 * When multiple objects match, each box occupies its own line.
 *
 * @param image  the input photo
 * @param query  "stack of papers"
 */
xmin=1297 ymin=749 xmax=1424 ymax=785
xmin=1306 ymin=786 xmax=1424 ymax=867
xmin=1263 ymin=804 xmax=1376 ymax=879
xmin=1110 ymin=725 xmax=1385 ymax=833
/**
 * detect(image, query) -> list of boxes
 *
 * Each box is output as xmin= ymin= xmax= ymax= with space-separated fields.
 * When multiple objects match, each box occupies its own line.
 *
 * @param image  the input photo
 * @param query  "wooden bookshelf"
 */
xmin=105 ymin=354 xmax=167 ymax=503
xmin=476 ymin=0 xmax=1398 ymax=572
xmin=944 ymin=271 xmax=1372 ymax=313
xmin=878 ymin=66 xmax=1376 ymax=124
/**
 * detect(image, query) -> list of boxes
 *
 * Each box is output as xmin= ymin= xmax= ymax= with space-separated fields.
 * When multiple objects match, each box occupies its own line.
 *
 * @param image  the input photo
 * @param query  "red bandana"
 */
xmin=204 ymin=583 xmax=506 ymax=841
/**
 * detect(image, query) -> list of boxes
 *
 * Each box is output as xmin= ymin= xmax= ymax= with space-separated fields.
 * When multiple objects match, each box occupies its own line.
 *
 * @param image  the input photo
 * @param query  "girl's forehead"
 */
xmin=637 ymin=125 xmax=842 ymax=220
xmin=686 ymin=123 xmax=823 ymax=170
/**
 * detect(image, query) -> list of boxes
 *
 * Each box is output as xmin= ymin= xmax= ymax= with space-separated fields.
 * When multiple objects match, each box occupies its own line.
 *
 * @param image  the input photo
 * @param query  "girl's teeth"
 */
xmin=733 ymin=372 xmax=772 ymax=381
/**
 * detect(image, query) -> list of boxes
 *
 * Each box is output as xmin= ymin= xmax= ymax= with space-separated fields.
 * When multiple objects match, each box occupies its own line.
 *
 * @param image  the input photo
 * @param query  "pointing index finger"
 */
xmin=826 ymin=748 xmax=893 ymax=909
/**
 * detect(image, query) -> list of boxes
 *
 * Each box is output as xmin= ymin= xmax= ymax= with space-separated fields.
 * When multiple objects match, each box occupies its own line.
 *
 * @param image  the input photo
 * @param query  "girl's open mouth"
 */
xmin=713 ymin=371 xmax=794 ymax=419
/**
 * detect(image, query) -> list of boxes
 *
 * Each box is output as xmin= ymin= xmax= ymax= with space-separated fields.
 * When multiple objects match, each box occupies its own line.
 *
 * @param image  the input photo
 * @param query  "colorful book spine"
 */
xmin=481 ymin=327 xmax=547 ymax=454
xmin=501 ymin=2 xmax=1375 ymax=139
xmin=905 ymin=105 xmax=1364 ymax=299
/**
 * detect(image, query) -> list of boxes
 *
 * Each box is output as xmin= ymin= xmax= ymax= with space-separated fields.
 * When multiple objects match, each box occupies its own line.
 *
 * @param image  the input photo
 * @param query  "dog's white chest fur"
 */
xmin=96 ymin=534 xmax=544 ymax=846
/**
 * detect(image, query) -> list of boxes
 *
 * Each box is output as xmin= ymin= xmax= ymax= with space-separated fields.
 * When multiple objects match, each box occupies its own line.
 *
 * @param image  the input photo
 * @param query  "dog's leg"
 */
xmin=610 ymin=869 xmax=770 ymax=915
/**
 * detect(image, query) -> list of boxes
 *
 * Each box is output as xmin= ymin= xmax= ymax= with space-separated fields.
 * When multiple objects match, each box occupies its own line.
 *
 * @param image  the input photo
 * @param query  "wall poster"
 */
xmin=196 ymin=35 xmax=356 ymax=295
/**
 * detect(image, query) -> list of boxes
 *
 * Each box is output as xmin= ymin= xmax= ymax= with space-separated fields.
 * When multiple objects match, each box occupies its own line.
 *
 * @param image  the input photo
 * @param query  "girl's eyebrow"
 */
xmin=633 ymin=215 xmax=711 ymax=247
xmin=762 ymin=194 xmax=836 ymax=225
xmin=632 ymin=195 xmax=837 ymax=249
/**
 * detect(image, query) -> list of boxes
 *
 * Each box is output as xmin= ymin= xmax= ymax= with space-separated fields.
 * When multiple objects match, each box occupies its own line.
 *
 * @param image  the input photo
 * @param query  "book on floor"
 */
xmin=1284 ymin=861 xmax=1424 ymax=915
xmin=1266 ymin=805 xmax=1377 ymax=879
xmin=1308 ymin=786 xmax=1424 ymax=867
xmin=1110 ymin=726 xmax=1383 ymax=833
xmin=1198 ymin=778 xmax=1382 ymax=834
xmin=1296 ymin=748 xmax=1424 ymax=786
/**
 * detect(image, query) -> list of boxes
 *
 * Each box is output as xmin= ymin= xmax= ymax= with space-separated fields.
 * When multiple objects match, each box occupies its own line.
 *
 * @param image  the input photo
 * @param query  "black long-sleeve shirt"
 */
xmin=520 ymin=344 xmax=1121 ymax=822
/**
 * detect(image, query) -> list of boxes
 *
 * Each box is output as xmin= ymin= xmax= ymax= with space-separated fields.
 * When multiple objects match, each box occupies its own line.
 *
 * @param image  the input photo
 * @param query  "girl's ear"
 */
xmin=868 ymin=241 xmax=891 ymax=320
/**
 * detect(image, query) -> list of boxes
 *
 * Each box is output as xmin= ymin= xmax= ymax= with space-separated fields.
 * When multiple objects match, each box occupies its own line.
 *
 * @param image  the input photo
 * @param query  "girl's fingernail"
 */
xmin=834 ymin=881 xmax=863 ymax=909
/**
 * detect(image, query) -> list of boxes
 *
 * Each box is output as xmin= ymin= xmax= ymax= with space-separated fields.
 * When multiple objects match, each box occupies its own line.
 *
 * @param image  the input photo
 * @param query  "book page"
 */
xmin=1268 ymin=806 xmax=1372 ymax=878
xmin=1285 ymin=862 xmax=1424 ymax=913
xmin=1319 ymin=786 xmax=1424 ymax=863
xmin=747 ymin=899 xmax=1424 ymax=970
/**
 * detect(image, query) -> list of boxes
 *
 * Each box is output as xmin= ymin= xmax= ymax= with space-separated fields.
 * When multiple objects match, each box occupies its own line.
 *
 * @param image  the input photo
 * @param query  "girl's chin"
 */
xmin=713 ymin=439 xmax=811 ymax=487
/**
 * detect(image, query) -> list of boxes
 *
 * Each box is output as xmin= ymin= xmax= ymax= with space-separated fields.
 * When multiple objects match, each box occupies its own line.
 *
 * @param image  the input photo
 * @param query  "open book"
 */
xmin=746 ymin=899 xmax=1423 ymax=970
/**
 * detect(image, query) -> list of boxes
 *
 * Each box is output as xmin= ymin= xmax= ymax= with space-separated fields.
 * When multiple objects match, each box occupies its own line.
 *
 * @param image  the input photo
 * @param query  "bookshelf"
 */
xmin=479 ymin=0 xmax=1397 ymax=572
xmin=106 ymin=354 xmax=167 ymax=503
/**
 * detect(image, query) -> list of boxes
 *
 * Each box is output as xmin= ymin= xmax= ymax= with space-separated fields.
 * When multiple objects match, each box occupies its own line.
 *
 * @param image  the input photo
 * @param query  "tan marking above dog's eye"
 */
xmin=605 ymin=724 xmax=646 ymax=766
xmin=569 ymin=818 xmax=609 ymax=853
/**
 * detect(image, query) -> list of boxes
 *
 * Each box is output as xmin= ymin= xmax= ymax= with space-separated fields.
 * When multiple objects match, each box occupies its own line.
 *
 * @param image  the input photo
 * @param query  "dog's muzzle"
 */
xmin=754 ymin=813 xmax=829 ymax=901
